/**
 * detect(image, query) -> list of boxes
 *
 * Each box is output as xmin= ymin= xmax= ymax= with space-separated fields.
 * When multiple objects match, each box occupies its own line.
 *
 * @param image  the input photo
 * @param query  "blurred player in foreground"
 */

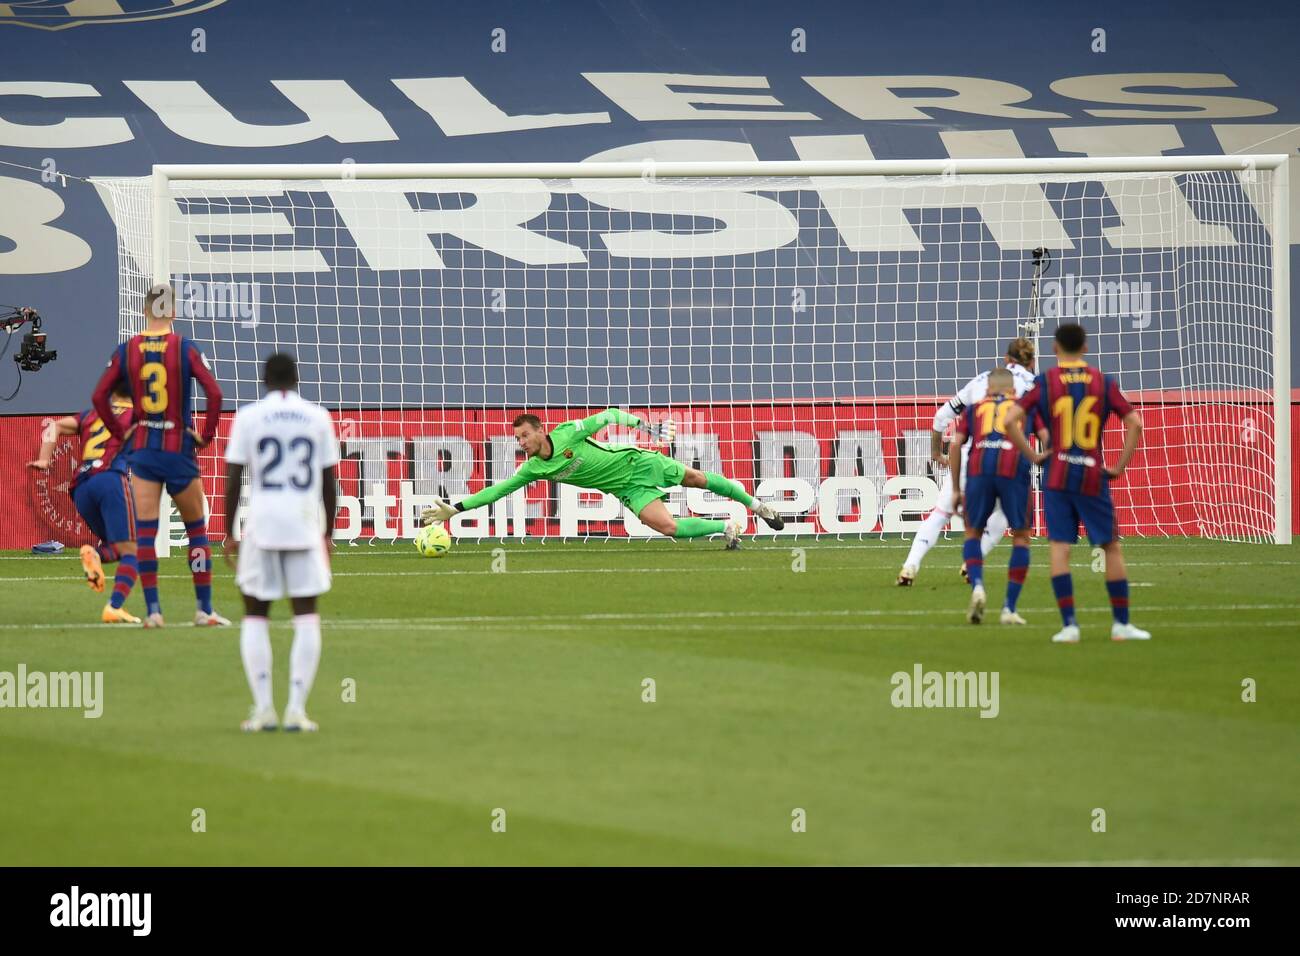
xmin=27 ymin=381 xmax=142 ymax=623
xmin=949 ymin=368 xmax=1047 ymax=625
xmin=419 ymin=409 xmax=784 ymax=546
xmin=1005 ymin=323 xmax=1150 ymax=643
xmin=223 ymin=353 xmax=340 ymax=733
xmin=92 ymin=283 xmax=229 ymax=628
xmin=898 ymin=338 xmax=1037 ymax=586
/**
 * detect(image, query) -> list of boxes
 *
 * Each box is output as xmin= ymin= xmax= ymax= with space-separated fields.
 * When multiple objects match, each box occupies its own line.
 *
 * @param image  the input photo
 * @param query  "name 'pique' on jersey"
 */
xmin=92 ymin=331 xmax=223 ymax=454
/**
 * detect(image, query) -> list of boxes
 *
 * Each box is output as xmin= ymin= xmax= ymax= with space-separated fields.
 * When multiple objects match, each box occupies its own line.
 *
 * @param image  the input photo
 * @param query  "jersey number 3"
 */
xmin=140 ymin=361 xmax=168 ymax=414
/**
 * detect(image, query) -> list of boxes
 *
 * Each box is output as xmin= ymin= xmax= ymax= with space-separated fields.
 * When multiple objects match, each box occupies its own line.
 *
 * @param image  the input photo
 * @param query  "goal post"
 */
xmin=1271 ymin=155 xmax=1292 ymax=545
xmin=92 ymin=154 xmax=1291 ymax=545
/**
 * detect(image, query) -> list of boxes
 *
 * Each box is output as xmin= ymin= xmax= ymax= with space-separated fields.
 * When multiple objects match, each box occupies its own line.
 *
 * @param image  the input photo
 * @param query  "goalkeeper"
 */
xmin=421 ymin=409 xmax=784 ymax=547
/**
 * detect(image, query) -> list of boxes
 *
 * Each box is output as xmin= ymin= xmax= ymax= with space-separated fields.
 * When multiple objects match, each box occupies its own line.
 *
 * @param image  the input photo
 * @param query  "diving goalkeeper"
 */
xmin=420 ymin=409 xmax=784 ymax=547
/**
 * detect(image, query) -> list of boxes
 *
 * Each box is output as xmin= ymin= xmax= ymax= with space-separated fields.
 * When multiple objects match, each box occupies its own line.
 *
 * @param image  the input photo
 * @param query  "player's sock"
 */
xmin=1106 ymin=578 xmax=1130 ymax=625
xmin=240 ymin=616 xmax=273 ymax=712
xmin=904 ymin=508 xmax=950 ymax=569
xmin=137 ymin=519 xmax=161 ymax=617
xmin=109 ymin=553 xmax=138 ymax=610
xmin=96 ymin=542 xmax=120 ymax=563
xmin=1005 ymin=545 xmax=1030 ymax=612
xmin=186 ymin=517 xmax=213 ymax=614
xmin=980 ymin=509 xmax=1008 ymax=557
xmin=288 ymin=614 xmax=322 ymax=713
xmin=672 ymin=517 xmax=727 ymax=539
xmin=1051 ymin=573 xmax=1077 ymax=627
xmin=961 ymin=538 xmax=984 ymax=588
xmin=704 ymin=472 xmax=753 ymax=508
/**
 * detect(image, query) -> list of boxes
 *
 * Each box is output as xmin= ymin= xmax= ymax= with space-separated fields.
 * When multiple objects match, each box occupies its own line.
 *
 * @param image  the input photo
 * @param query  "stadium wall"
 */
xmin=4 ymin=398 xmax=1296 ymax=548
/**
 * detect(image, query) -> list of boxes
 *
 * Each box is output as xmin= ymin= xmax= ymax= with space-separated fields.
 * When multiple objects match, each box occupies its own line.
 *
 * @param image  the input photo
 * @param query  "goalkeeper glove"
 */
xmin=420 ymin=498 xmax=458 ymax=526
xmin=637 ymin=417 xmax=677 ymax=444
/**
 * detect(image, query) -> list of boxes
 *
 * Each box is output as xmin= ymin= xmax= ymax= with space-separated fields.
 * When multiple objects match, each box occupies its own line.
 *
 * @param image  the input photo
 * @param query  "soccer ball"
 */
xmin=414 ymin=522 xmax=452 ymax=558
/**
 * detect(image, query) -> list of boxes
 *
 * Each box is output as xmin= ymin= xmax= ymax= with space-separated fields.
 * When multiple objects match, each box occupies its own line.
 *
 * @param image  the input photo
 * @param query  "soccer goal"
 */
xmin=91 ymin=155 xmax=1291 ymax=545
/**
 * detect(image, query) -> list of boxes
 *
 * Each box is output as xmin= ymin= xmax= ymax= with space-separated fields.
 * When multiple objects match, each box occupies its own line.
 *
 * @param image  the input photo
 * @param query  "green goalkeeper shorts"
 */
xmin=613 ymin=451 xmax=687 ymax=515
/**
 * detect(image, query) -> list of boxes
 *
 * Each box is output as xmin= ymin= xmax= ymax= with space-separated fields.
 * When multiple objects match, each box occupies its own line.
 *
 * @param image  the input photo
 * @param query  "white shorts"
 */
xmin=935 ymin=471 xmax=957 ymax=515
xmin=236 ymin=536 xmax=331 ymax=601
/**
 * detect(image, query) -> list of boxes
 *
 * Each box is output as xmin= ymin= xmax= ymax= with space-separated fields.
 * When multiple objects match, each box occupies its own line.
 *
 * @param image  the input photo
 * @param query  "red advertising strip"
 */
xmin=2 ymin=401 xmax=1294 ymax=548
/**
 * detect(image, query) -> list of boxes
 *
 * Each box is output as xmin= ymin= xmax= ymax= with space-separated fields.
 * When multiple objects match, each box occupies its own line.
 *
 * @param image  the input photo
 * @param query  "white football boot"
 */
xmin=896 ymin=563 xmax=918 ymax=587
xmin=1051 ymin=624 xmax=1081 ymax=644
xmin=1111 ymin=622 xmax=1152 ymax=641
xmin=241 ymin=706 xmax=279 ymax=733
xmin=722 ymin=520 xmax=743 ymax=550
xmin=142 ymin=612 xmax=165 ymax=629
xmin=753 ymin=501 xmax=785 ymax=531
xmin=966 ymin=585 xmax=987 ymax=624
xmin=1000 ymin=608 xmax=1028 ymax=625
xmin=195 ymin=609 xmax=232 ymax=627
xmin=282 ymin=709 xmax=319 ymax=733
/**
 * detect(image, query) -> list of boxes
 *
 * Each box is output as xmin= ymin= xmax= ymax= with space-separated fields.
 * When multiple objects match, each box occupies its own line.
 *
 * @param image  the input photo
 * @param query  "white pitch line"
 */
xmin=2 ymin=556 xmax=1294 ymax=585
xmin=307 ymin=618 xmax=1300 ymax=634
xmin=1 ymin=603 xmax=1297 ymax=632
xmin=909 ymin=857 xmax=1293 ymax=868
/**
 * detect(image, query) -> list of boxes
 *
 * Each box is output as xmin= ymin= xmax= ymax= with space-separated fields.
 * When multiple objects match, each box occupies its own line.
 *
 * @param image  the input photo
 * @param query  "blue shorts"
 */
xmin=73 ymin=470 xmax=137 ymax=545
xmin=1044 ymin=486 xmax=1116 ymax=545
xmin=964 ymin=474 xmax=1031 ymax=531
xmin=127 ymin=448 xmax=201 ymax=496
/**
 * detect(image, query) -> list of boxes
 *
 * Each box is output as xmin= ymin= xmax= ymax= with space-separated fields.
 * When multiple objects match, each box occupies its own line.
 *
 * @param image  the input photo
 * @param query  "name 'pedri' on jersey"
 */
xmin=225 ymin=390 xmax=341 ymax=550
xmin=92 ymin=332 xmax=223 ymax=454
xmin=1017 ymin=360 xmax=1135 ymax=496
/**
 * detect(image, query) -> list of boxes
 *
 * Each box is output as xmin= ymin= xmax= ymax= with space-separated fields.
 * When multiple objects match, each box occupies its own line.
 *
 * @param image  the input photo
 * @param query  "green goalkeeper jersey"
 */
xmin=459 ymin=409 xmax=680 ymax=511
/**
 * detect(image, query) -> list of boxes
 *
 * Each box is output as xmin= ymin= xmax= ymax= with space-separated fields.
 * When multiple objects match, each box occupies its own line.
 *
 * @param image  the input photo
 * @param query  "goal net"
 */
xmin=91 ymin=157 xmax=1291 ymax=546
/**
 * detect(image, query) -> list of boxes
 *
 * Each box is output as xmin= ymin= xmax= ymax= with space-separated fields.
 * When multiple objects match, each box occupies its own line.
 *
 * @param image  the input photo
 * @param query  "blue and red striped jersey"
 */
xmin=69 ymin=400 xmax=133 ymax=493
xmin=954 ymin=392 xmax=1037 ymax=481
xmin=92 ymin=331 xmax=223 ymax=455
xmin=1017 ymin=361 xmax=1135 ymax=496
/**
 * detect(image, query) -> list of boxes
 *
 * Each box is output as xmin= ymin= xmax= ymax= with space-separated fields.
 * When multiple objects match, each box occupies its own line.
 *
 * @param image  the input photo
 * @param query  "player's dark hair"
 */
xmin=144 ymin=283 xmax=173 ymax=321
xmin=112 ymin=380 xmax=131 ymax=400
xmin=1055 ymin=323 xmax=1087 ymax=354
xmin=264 ymin=352 xmax=298 ymax=389
xmin=1006 ymin=337 xmax=1035 ymax=367
xmin=512 ymin=413 xmax=543 ymax=430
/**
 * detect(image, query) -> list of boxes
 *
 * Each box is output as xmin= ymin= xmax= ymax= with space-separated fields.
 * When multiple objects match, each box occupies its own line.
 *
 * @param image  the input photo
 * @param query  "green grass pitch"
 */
xmin=0 ymin=536 xmax=1296 ymax=866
